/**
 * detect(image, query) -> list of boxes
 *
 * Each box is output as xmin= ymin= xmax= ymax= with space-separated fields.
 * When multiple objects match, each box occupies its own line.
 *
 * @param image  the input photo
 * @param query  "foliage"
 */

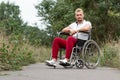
xmin=0 ymin=1 xmax=30 ymax=46
xmin=0 ymin=1 xmax=24 ymax=36
xmin=24 ymin=26 xmax=52 ymax=46
xmin=0 ymin=1 xmax=50 ymax=47
xmin=101 ymin=46 xmax=117 ymax=66
xmin=36 ymin=0 xmax=120 ymax=44
xmin=0 ymin=1 xmax=39 ymax=71
xmin=32 ymin=46 xmax=51 ymax=62
xmin=100 ymin=42 xmax=120 ymax=68
xmin=0 ymin=42 xmax=35 ymax=70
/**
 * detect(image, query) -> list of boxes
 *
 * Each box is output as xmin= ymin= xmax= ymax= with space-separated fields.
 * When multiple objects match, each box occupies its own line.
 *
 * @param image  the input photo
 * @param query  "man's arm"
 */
xmin=61 ymin=26 xmax=77 ymax=35
xmin=77 ymin=21 xmax=92 ymax=32
xmin=61 ymin=26 xmax=71 ymax=33
xmin=77 ymin=26 xmax=91 ymax=32
xmin=61 ymin=25 xmax=91 ymax=35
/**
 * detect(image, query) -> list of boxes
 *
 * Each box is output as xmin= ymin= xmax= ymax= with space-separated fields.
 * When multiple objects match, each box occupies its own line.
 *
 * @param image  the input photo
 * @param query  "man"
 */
xmin=46 ymin=8 xmax=92 ymax=67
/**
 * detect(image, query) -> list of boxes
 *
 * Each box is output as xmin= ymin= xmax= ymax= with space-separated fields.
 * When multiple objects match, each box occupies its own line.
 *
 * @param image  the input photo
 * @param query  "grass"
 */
xmin=31 ymin=46 xmax=51 ymax=62
xmin=100 ymin=40 xmax=120 ymax=69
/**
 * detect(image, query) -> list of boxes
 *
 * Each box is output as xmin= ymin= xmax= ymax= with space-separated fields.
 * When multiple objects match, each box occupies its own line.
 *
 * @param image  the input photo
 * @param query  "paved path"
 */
xmin=0 ymin=63 xmax=120 ymax=80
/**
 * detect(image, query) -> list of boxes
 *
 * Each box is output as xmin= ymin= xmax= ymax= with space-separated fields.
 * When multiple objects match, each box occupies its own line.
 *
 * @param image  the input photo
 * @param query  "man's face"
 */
xmin=75 ymin=11 xmax=84 ymax=22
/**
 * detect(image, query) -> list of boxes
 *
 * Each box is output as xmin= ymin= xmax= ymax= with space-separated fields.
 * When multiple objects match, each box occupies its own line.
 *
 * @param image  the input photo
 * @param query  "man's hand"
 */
xmin=69 ymin=29 xmax=77 ymax=35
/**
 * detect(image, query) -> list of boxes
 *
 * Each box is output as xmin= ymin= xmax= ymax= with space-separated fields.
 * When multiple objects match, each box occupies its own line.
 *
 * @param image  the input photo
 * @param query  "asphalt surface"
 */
xmin=0 ymin=63 xmax=120 ymax=80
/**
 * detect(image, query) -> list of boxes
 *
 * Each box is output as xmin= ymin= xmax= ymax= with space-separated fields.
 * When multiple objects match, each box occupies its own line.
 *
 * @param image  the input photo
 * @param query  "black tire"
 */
xmin=82 ymin=40 xmax=100 ymax=69
xmin=75 ymin=59 xmax=84 ymax=69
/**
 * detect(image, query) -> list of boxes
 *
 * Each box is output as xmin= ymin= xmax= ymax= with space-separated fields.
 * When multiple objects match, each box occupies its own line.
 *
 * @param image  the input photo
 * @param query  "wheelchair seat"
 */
xmin=76 ymin=39 xmax=87 ymax=47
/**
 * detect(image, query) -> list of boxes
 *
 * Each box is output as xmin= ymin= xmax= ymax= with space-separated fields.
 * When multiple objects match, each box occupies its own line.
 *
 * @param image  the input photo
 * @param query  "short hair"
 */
xmin=75 ymin=8 xmax=84 ymax=14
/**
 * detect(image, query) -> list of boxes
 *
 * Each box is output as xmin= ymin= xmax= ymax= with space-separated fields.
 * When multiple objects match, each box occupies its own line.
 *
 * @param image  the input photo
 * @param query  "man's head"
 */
xmin=75 ymin=8 xmax=84 ymax=22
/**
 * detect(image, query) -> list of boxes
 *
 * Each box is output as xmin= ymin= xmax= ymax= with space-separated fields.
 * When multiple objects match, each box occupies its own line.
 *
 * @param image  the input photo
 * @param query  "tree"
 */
xmin=0 ymin=2 xmax=37 ymax=70
xmin=24 ymin=26 xmax=51 ymax=46
xmin=0 ymin=1 xmax=25 ymax=37
xmin=0 ymin=1 xmax=30 ymax=45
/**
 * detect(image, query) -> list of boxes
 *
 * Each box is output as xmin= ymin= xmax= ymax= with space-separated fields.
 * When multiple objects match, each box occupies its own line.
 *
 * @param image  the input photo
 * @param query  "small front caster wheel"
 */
xmin=75 ymin=59 xmax=84 ymax=69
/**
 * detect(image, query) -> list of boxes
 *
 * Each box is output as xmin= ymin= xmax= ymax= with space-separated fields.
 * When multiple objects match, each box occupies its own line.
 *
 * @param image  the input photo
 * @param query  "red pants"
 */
xmin=52 ymin=36 xmax=77 ymax=59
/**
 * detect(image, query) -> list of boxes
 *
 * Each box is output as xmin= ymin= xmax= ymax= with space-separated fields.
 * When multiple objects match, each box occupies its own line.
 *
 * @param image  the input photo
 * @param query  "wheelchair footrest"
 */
xmin=59 ymin=62 xmax=71 ymax=66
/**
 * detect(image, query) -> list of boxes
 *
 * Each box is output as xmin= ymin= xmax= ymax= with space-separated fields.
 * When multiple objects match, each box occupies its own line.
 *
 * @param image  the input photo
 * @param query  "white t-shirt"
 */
xmin=69 ymin=20 xmax=92 ymax=40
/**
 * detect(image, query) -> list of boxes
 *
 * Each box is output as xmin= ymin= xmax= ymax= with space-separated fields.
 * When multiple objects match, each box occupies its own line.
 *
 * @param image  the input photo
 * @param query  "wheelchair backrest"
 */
xmin=76 ymin=29 xmax=92 ymax=47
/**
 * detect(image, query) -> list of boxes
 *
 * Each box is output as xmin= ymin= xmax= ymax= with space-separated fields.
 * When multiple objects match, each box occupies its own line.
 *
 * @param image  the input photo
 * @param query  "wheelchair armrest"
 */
xmin=79 ymin=31 xmax=90 ymax=34
xmin=57 ymin=31 xmax=70 ymax=37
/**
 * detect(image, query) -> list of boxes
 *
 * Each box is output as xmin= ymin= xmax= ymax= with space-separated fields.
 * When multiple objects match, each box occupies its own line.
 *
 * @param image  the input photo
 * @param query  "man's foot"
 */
xmin=59 ymin=59 xmax=68 ymax=63
xmin=59 ymin=59 xmax=71 ymax=66
xmin=45 ymin=60 xmax=56 ymax=67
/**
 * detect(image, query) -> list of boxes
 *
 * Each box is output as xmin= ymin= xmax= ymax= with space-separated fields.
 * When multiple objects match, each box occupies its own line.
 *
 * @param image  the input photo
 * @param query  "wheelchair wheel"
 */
xmin=75 ymin=59 xmax=84 ymax=69
xmin=82 ymin=40 xmax=100 ymax=69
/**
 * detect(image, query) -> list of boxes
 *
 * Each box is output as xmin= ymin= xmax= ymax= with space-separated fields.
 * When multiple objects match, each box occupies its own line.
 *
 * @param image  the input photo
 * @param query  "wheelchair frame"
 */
xmin=57 ymin=29 xmax=100 ymax=69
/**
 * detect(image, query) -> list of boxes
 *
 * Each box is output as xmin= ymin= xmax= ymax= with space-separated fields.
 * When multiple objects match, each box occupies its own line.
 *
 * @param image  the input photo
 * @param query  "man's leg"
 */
xmin=52 ymin=37 xmax=66 ymax=60
xmin=46 ymin=37 xmax=66 ymax=67
xmin=65 ymin=36 xmax=77 ymax=59
xmin=59 ymin=36 xmax=77 ymax=65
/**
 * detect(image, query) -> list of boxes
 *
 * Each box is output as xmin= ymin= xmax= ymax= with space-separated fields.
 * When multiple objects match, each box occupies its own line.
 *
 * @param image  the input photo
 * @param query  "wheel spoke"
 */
xmin=82 ymin=40 xmax=100 ymax=69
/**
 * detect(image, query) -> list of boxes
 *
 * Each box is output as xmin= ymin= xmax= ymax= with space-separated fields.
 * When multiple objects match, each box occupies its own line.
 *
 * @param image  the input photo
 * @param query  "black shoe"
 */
xmin=59 ymin=61 xmax=71 ymax=66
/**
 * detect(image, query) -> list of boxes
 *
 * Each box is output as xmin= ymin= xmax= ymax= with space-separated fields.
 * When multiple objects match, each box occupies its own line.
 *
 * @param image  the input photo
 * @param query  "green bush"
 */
xmin=0 ymin=42 xmax=35 ymax=71
xmin=100 ymin=44 xmax=120 ymax=68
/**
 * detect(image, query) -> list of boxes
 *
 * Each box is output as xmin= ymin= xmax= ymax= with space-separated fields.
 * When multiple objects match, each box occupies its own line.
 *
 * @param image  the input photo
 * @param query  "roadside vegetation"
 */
xmin=100 ymin=40 xmax=120 ymax=69
xmin=0 ymin=31 xmax=35 ymax=71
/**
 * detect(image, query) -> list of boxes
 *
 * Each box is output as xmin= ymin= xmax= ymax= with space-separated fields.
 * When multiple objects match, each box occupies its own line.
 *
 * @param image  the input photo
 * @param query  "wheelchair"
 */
xmin=57 ymin=29 xmax=100 ymax=69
